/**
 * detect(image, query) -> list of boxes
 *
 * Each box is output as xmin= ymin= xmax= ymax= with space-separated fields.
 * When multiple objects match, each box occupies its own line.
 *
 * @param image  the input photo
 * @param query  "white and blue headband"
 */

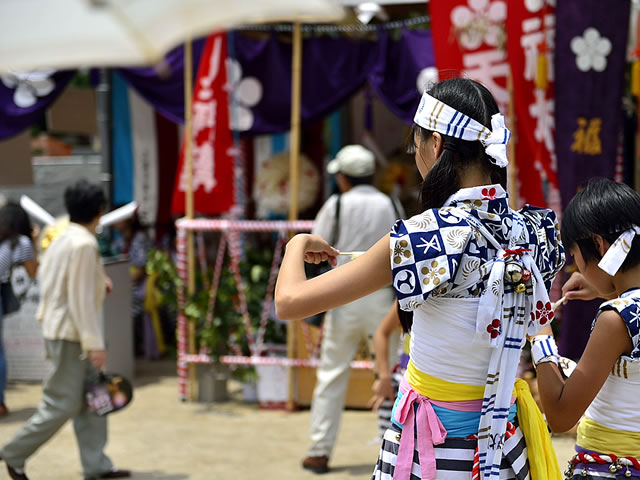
xmin=413 ymin=92 xmax=511 ymax=168
xmin=598 ymin=226 xmax=640 ymax=276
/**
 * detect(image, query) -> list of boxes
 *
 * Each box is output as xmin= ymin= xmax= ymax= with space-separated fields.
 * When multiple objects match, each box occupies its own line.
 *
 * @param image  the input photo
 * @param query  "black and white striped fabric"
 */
xmin=0 ymin=236 xmax=35 ymax=282
xmin=371 ymin=421 xmax=530 ymax=480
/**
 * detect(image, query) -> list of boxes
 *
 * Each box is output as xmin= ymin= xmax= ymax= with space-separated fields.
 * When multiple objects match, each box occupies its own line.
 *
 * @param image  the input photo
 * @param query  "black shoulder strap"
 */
xmin=330 ymin=194 xmax=341 ymax=245
xmin=388 ymin=194 xmax=402 ymax=220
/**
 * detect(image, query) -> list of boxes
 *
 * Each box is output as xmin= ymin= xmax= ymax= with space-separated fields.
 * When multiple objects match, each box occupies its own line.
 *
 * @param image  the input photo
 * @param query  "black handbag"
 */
xmin=303 ymin=194 xmax=341 ymax=328
xmin=1 ymin=280 xmax=20 ymax=315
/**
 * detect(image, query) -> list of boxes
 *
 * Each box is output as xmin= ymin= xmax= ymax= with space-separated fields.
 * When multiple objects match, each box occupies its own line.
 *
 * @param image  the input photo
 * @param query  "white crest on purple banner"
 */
xmin=1 ymin=70 xmax=56 ymax=108
xmin=570 ymin=27 xmax=612 ymax=73
xmin=225 ymin=58 xmax=263 ymax=131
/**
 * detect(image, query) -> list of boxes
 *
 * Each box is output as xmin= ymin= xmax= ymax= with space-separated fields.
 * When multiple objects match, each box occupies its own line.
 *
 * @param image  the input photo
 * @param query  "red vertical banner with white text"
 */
xmin=429 ymin=0 xmax=509 ymax=115
xmin=172 ymin=33 xmax=234 ymax=216
xmin=505 ymin=1 xmax=560 ymax=210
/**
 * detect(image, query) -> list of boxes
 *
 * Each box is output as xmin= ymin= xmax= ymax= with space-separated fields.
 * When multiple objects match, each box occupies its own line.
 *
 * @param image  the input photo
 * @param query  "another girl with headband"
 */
xmin=276 ymin=77 xmax=564 ymax=479
xmin=532 ymin=179 xmax=640 ymax=479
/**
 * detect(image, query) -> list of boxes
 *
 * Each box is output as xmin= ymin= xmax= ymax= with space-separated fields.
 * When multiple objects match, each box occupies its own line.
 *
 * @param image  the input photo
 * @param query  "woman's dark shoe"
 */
xmin=6 ymin=464 xmax=30 ymax=480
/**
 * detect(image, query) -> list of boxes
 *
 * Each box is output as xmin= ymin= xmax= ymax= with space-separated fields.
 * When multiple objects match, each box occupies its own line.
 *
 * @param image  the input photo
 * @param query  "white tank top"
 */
xmin=410 ymin=296 xmax=493 ymax=385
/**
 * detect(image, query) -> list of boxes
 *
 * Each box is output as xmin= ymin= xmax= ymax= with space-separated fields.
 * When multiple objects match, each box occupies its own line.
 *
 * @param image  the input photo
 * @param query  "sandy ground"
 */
xmin=0 ymin=361 xmax=576 ymax=479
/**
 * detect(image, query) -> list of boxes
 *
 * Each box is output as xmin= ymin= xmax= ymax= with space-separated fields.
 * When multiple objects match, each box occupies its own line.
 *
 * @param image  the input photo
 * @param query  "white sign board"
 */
xmin=4 ymin=266 xmax=52 ymax=382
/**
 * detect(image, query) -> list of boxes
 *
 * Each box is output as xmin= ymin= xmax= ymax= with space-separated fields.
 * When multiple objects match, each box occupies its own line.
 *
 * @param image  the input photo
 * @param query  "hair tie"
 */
xmin=598 ymin=225 xmax=640 ymax=275
xmin=443 ymin=142 xmax=458 ymax=153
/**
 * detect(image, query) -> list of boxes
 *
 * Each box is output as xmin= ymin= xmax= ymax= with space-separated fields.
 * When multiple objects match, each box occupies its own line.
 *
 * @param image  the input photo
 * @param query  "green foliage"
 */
xmin=231 ymin=365 xmax=260 ymax=383
xmin=199 ymin=244 xmax=286 ymax=361
xmin=146 ymin=249 xmax=181 ymax=320
xmin=146 ymin=242 xmax=286 ymax=367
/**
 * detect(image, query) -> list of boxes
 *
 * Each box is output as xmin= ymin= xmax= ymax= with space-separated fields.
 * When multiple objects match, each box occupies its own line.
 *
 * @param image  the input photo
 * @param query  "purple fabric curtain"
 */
xmin=554 ymin=0 xmax=631 ymax=360
xmin=118 ymin=39 xmax=207 ymax=125
xmin=0 ymin=70 xmax=74 ymax=140
xmin=120 ymin=29 xmax=435 ymax=134
xmin=369 ymin=29 xmax=435 ymax=125
xmin=0 ymin=29 xmax=435 ymax=140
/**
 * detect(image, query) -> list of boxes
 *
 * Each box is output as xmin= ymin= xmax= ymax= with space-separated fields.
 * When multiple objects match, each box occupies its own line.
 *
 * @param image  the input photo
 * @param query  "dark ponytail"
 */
xmin=399 ymin=78 xmax=507 ymax=333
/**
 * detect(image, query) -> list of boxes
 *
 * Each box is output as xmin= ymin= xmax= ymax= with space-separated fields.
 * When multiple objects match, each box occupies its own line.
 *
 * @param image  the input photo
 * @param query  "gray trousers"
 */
xmin=0 ymin=340 xmax=113 ymax=478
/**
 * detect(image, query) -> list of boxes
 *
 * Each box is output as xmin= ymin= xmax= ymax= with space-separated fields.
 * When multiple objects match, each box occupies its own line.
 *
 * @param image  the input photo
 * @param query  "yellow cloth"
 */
xmin=405 ymin=362 xmax=561 ymax=480
xmin=514 ymin=379 xmax=562 ymax=480
xmin=406 ymin=360 xmax=486 ymax=401
xmin=577 ymin=417 xmax=640 ymax=457
xmin=144 ymin=273 xmax=166 ymax=355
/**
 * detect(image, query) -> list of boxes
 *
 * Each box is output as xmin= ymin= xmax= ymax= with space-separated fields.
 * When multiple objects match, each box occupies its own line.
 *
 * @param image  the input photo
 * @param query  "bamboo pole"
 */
xmin=184 ymin=39 xmax=197 ymax=401
xmin=506 ymin=67 xmax=518 ymax=208
xmin=286 ymin=22 xmax=303 ymax=411
xmin=635 ymin=10 xmax=640 ymax=192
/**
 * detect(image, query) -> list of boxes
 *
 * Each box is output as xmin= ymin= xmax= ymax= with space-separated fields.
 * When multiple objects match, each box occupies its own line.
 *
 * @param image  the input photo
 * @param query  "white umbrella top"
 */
xmin=0 ymin=0 xmax=344 ymax=72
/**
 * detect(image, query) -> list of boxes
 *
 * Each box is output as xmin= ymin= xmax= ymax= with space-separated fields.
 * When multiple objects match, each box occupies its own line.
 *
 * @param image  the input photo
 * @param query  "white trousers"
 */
xmin=307 ymin=288 xmax=398 ymax=457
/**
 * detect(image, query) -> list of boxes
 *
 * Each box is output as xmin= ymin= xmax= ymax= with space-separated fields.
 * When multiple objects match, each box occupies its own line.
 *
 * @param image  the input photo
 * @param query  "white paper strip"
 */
xmin=99 ymin=201 xmax=137 ymax=228
xmin=20 ymin=195 xmax=55 ymax=226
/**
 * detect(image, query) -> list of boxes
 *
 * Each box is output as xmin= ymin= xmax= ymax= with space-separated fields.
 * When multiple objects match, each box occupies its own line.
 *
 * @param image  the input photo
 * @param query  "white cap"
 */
xmin=326 ymin=145 xmax=375 ymax=177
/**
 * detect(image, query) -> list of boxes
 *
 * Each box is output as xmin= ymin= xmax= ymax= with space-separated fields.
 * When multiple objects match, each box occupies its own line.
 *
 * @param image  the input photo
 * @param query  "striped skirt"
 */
xmin=371 ymin=420 xmax=530 ymax=480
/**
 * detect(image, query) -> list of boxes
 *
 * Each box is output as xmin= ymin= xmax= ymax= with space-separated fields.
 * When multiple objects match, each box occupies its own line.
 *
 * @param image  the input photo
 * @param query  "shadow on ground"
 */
xmin=329 ymin=463 xmax=375 ymax=476
xmin=0 ymin=407 xmax=37 ymax=424
xmin=129 ymin=471 xmax=189 ymax=479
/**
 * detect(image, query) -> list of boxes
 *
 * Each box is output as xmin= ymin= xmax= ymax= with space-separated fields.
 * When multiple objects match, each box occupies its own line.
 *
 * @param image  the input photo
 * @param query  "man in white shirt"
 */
xmin=302 ymin=145 xmax=401 ymax=474
xmin=0 ymin=180 xmax=130 ymax=480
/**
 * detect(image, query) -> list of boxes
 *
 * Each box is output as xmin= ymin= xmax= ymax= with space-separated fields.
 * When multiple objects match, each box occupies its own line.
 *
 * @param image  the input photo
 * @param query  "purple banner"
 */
xmin=554 ymin=0 xmax=631 ymax=360
xmin=555 ymin=0 xmax=630 ymax=206
xmin=0 ymin=70 xmax=74 ymax=140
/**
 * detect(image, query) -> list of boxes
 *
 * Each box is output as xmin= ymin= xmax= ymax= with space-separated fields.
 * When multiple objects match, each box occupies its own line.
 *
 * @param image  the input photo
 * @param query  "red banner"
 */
xmin=430 ymin=0 xmax=509 ymax=114
xmin=505 ymin=0 xmax=560 ymax=210
xmin=172 ymin=33 xmax=234 ymax=216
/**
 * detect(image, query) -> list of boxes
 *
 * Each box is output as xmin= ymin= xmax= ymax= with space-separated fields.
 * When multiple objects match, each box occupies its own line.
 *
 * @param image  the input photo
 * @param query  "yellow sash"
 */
xmin=577 ymin=417 xmax=640 ymax=457
xmin=514 ymin=379 xmax=562 ymax=480
xmin=406 ymin=361 xmax=485 ymax=400
xmin=405 ymin=362 xmax=561 ymax=480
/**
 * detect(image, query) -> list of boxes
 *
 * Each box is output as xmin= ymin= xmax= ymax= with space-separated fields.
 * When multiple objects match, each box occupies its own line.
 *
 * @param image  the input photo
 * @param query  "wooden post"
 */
xmin=507 ymin=67 xmax=518 ymax=208
xmin=286 ymin=22 xmax=303 ymax=411
xmin=184 ymin=39 xmax=197 ymax=401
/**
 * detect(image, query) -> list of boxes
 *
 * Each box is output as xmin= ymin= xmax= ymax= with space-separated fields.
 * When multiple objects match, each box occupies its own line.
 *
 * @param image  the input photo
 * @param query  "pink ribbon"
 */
xmin=393 ymin=389 xmax=447 ymax=480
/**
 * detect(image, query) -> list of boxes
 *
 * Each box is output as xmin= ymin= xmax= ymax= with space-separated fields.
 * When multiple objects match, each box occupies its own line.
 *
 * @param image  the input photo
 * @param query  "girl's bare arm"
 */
xmin=275 ymin=233 xmax=392 ymax=321
xmin=535 ymin=310 xmax=632 ymax=432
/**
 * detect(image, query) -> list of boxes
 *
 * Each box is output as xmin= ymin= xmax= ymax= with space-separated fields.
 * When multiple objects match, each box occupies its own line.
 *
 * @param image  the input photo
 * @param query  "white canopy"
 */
xmin=0 ymin=0 xmax=344 ymax=72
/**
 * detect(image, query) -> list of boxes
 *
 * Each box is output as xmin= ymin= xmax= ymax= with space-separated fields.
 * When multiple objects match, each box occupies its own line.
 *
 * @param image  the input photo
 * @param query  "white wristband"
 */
xmin=531 ymin=335 xmax=559 ymax=368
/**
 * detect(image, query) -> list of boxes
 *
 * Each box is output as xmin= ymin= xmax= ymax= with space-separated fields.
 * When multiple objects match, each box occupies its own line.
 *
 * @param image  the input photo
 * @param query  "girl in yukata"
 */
xmin=275 ymin=77 xmax=565 ymax=480
xmin=532 ymin=179 xmax=640 ymax=479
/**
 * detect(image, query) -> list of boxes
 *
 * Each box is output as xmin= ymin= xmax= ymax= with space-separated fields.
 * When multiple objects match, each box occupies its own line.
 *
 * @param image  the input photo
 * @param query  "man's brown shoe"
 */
xmin=302 ymin=455 xmax=329 ymax=474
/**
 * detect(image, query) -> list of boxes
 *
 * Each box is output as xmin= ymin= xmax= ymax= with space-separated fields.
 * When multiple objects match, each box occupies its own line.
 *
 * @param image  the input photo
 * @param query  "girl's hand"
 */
xmin=291 ymin=234 xmax=339 ymax=267
xmin=562 ymin=272 xmax=598 ymax=303
xmin=368 ymin=375 xmax=395 ymax=411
